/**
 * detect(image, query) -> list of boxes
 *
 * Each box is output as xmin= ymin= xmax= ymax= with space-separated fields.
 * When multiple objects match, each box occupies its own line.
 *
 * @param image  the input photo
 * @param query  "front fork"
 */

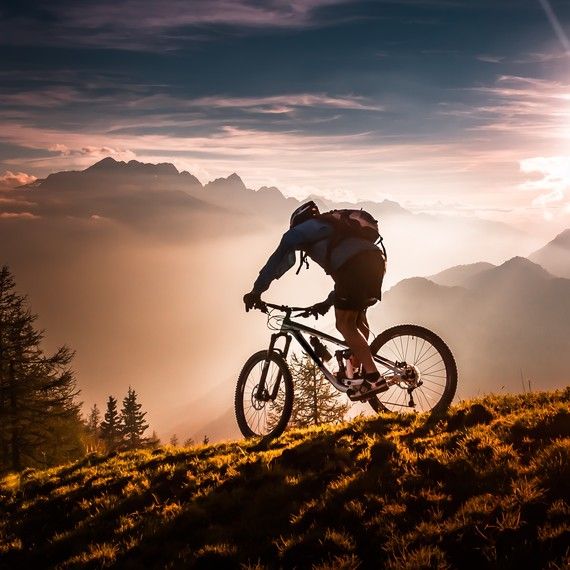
xmin=255 ymin=332 xmax=291 ymax=401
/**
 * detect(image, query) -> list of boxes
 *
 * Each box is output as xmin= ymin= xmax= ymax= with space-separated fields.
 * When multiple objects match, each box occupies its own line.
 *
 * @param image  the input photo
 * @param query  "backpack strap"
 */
xmin=376 ymin=236 xmax=388 ymax=261
xmin=295 ymin=250 xmax=310 ymax=274
xmin=323 ymin=211 xmax=349 ymax=272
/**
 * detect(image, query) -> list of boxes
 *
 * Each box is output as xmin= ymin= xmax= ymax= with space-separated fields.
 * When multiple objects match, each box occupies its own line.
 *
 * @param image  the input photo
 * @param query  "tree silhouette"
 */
xmin=87 ymin=404 xmax=100 ymax=435
xmin=0 ymin=266 xmax=83 ymax=472
xmin=272 ymin=354 xmax=350 ymax=429
xmin=84 ymin=403 xmax=104 ymax=453
xmin=120 ymin=387 xmax=149 ymax=450
xmin=99 ymin=396 xmax=122 ymax=452
xmin=146 ymin=430 xmax=161 ymax=449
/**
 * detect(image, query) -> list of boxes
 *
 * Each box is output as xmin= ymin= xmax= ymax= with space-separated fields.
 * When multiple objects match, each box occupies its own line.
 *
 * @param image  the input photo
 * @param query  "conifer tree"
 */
xmin=0 ymin=266 xmax=83 ymax=472
xmin=84 ymin=403 xmax=104 ymax=454
xmin=146 ymin=430 xmax=161 ymax=449
xmin=120 ymin=387 xmax=149 ymax=450
xmin=87 ymin=404 xmax=100 ymax=436
xmin=99 ymin=396 xmax=122 ymax=451
xmin=169 ymin=434 xmax=179 ymax=446
xmin=272 ymin=354 xmax=350 ymax=429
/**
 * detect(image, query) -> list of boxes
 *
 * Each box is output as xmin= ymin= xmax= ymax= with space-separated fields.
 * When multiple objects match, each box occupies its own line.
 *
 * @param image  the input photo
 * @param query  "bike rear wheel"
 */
xmin=368 ymin=324 xmax=457 ymax=415
xmin=235 ymin=350 xmax=294 ymax=439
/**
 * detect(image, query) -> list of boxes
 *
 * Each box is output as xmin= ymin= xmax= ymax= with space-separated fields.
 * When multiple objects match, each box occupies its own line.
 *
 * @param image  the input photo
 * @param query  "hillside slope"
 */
xmin=1 ymin=390 xmax=570 ymax=569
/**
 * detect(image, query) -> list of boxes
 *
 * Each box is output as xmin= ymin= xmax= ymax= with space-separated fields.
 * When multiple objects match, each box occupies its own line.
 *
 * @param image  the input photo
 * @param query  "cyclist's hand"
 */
xmin=311 ymin=300 xmax=332 ymax=317
xmin=243 ymin=291 xmax=261 ymax=312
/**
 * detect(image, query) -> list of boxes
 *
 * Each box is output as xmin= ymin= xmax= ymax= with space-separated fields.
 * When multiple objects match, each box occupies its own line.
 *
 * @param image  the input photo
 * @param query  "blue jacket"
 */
xmin=253 ymin=218 xmax=379 ymax=294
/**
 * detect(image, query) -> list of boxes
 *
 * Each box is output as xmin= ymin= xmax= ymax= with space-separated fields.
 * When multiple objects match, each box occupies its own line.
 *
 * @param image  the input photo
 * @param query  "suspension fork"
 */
xmin=255 ymin=332 xmax=292 ymax=400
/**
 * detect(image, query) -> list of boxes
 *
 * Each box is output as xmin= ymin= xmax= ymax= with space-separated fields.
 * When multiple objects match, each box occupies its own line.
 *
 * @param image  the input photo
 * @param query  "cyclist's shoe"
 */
xmin=335 ymin=369 xmax=363 ymax=383
xmin=348 ymin=372 xmax=388 ymax=400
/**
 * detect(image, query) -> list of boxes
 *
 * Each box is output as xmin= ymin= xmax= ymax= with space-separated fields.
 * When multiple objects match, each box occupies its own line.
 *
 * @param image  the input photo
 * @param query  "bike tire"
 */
xmin=235 ymin=350 xmax=294 ymax=439
xmin=368 ymin=324 xmax=457 ymax=416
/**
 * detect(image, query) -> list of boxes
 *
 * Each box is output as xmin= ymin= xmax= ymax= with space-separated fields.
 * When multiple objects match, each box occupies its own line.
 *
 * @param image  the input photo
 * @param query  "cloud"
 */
xmin=0 ymin=212 xmax=39 ymax=219
xmin=0 ymin=0 xmax=356 ymax=51
xmin=439 ymin=75 xmax=570 ymax=143
xmin=49 ymin=144 xmax=137 ymax=161
xmin=0 ymin=170 xmax=37 ymax=189
xmin=476 ymin=54 xmax=504 ymax=64
xmin=519 ymin=155 xmax=570 ymax=206
xmin=186 ymin=94 xmax=384 ymax=112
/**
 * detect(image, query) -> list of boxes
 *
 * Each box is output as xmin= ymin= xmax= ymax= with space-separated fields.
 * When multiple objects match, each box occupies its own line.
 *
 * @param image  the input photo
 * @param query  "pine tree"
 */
xmin=202 ymin=435 xmax=209 ymax=445
xmin=0 ymin=266 xmax=84 ymax=472
xmin=183 ymin=437 xmax=195 ymax=447
xmin=146 ymin=430 xmax=161 ymax=449
xmin=272 ymin=354 xmax=350 ymax=429
xmin=169 ymin=434 xmax=178 ymax=446
xmin=99 ymin=396 xmax=122 ymax=452
xmin=87 ymin=404 xmax=100 ymax=436
xmin=120 ymin=387 xmax=149 ymax=450
xmin=84 ymin=403 xmax=104 ymax=454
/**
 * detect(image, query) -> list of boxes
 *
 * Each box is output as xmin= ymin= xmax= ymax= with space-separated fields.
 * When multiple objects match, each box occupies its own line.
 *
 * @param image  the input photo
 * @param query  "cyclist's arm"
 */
xmin=252 ymin=228 xmax=306 ymax=293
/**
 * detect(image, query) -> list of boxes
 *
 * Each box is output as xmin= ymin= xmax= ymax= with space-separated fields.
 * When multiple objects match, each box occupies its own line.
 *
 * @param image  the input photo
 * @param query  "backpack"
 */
xmin=296 ymin=208 xmax=386 ymax=274
xmin=320 ymin=209 xmax=381 ymax=244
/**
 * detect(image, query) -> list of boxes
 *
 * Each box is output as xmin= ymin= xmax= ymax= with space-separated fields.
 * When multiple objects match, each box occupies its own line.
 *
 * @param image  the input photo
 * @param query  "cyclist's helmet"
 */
xmin=290 ymin=200 xmax=320 ymax=228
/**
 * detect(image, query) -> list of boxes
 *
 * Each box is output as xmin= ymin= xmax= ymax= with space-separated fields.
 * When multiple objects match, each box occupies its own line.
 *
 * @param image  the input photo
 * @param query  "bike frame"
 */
xmin=257 ymin=304 xmax=402 ymax=399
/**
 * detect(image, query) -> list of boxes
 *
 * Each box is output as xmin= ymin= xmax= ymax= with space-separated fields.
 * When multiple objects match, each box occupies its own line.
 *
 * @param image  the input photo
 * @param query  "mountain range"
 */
xmin=1 ymin=157 xmax=568 ymax=439
xmin=377 ymin=246 xmax=570 ymax=398
xmin=11 ymin=157 xmax=539 ymax=276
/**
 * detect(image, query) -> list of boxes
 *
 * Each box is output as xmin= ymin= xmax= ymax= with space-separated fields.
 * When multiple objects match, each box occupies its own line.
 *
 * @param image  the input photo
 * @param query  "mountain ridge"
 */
xmin=529 ymin=228 xmax=570 ymax=278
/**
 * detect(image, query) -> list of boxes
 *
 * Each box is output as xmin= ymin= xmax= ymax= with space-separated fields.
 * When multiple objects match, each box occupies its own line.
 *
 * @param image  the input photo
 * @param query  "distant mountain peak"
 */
xmin=205 ymin=173 xmax=246 ymax=191
xmin=528 ymin=228 xmax=570 ymax=279
xmin=491 ymin=256 xmax=552 ymax=279
xmin=86 ymin=157 xmax=119 ymax=171
xmin=85 ymin=157 xmax=179 ymax=175
xmin=549 ymin=228 xmax=570 ymax=248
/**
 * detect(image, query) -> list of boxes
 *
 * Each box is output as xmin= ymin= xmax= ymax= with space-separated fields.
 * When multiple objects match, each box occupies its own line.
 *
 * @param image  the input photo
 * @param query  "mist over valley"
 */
xmin=1 ymin=157 xmax=568 ymax=440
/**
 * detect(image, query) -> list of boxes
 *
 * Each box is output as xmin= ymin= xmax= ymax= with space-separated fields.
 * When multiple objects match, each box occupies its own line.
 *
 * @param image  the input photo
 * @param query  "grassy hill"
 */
xmin=1 ymin=390 xmax=569 ymax=569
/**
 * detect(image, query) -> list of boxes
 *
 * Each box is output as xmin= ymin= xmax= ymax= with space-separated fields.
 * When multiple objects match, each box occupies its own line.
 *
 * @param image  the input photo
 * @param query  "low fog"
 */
xmin=1 ymin=159 xmax=567 ymax=441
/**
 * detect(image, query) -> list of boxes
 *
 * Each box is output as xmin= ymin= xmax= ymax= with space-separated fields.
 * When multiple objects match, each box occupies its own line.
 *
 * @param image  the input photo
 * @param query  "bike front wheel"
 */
xmin=235 ymin=350 xmax=294 ymax=439
xmin=367 ymin=324 xmax=457 ymax=415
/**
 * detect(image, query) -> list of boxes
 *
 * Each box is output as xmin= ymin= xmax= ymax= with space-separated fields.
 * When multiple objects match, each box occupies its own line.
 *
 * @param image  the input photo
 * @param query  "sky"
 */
xmin=1 ymin=0 xmax=569 ymax=225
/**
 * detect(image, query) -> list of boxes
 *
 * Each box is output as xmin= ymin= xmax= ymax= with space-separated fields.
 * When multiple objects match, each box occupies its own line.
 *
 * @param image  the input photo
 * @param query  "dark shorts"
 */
xmin=332 ymin=250 xmax=386 ymax=311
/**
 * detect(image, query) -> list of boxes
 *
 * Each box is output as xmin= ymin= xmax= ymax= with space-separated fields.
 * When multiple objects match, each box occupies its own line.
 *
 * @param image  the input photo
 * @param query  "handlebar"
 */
xmin=256 ymin=301 xmax=315 ymax=317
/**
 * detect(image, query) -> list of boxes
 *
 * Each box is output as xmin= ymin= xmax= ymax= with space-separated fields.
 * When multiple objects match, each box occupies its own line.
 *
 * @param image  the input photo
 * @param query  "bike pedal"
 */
xmin=349 ymin=381 xmax=389 ymax=401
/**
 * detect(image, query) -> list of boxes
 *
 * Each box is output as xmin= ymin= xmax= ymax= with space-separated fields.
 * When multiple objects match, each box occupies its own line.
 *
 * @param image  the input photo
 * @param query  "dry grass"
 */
xmin=1 ymin=388 xmax=569 ymax=569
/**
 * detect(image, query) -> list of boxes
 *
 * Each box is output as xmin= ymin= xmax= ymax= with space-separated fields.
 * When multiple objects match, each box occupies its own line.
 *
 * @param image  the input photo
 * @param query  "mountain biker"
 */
xmin=243 ymin=200 xmax=388 ymax=398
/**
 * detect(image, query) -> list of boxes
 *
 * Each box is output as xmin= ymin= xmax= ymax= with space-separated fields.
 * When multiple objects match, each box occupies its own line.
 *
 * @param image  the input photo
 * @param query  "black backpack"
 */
xmin=296 ymin=208 xmax=386 ymax=274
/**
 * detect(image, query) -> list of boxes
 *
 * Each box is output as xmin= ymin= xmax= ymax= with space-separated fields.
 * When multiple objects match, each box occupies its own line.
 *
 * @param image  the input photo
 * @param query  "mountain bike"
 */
xmin=236 ymin=301 xmax=457 ymax=439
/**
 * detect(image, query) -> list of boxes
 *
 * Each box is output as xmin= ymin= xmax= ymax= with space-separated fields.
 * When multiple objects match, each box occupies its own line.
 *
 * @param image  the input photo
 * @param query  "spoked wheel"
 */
xmin=235 ymin=350 xmax=294 ymax=439
xmin=368 ymin=324 xmax=457 ymax=416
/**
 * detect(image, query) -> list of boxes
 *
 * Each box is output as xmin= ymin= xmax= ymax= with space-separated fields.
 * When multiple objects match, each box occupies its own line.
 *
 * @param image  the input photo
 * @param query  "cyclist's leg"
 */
xmin=347 ymin=310 xmax=369 ymax=370
xmin=357 ymin=309 xmax=370 ymax=340
xmin=335 ymin=308 xmax=377 ymax=374
xmin=333 ymin=250 xmax=384 ymax=378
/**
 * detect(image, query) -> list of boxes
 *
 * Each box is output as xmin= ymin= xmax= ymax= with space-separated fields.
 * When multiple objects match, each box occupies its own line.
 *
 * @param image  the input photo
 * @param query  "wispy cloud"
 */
xmin=519 ymin=156 xmax=570 ymax=207
xmin=0 ymin=0 xmax=356 ymax=51
xmin=440 ymin=75 xmax=570 ymax=141
xmin=127 ymin=93 xmax=384 ymax=113
xmin=0 ymin=212 xmax=39 ymax=220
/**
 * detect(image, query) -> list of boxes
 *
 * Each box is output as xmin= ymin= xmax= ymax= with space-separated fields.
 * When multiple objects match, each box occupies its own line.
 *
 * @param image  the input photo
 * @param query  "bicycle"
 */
xmin=235 ymin=301 xmax=458 ymax=439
